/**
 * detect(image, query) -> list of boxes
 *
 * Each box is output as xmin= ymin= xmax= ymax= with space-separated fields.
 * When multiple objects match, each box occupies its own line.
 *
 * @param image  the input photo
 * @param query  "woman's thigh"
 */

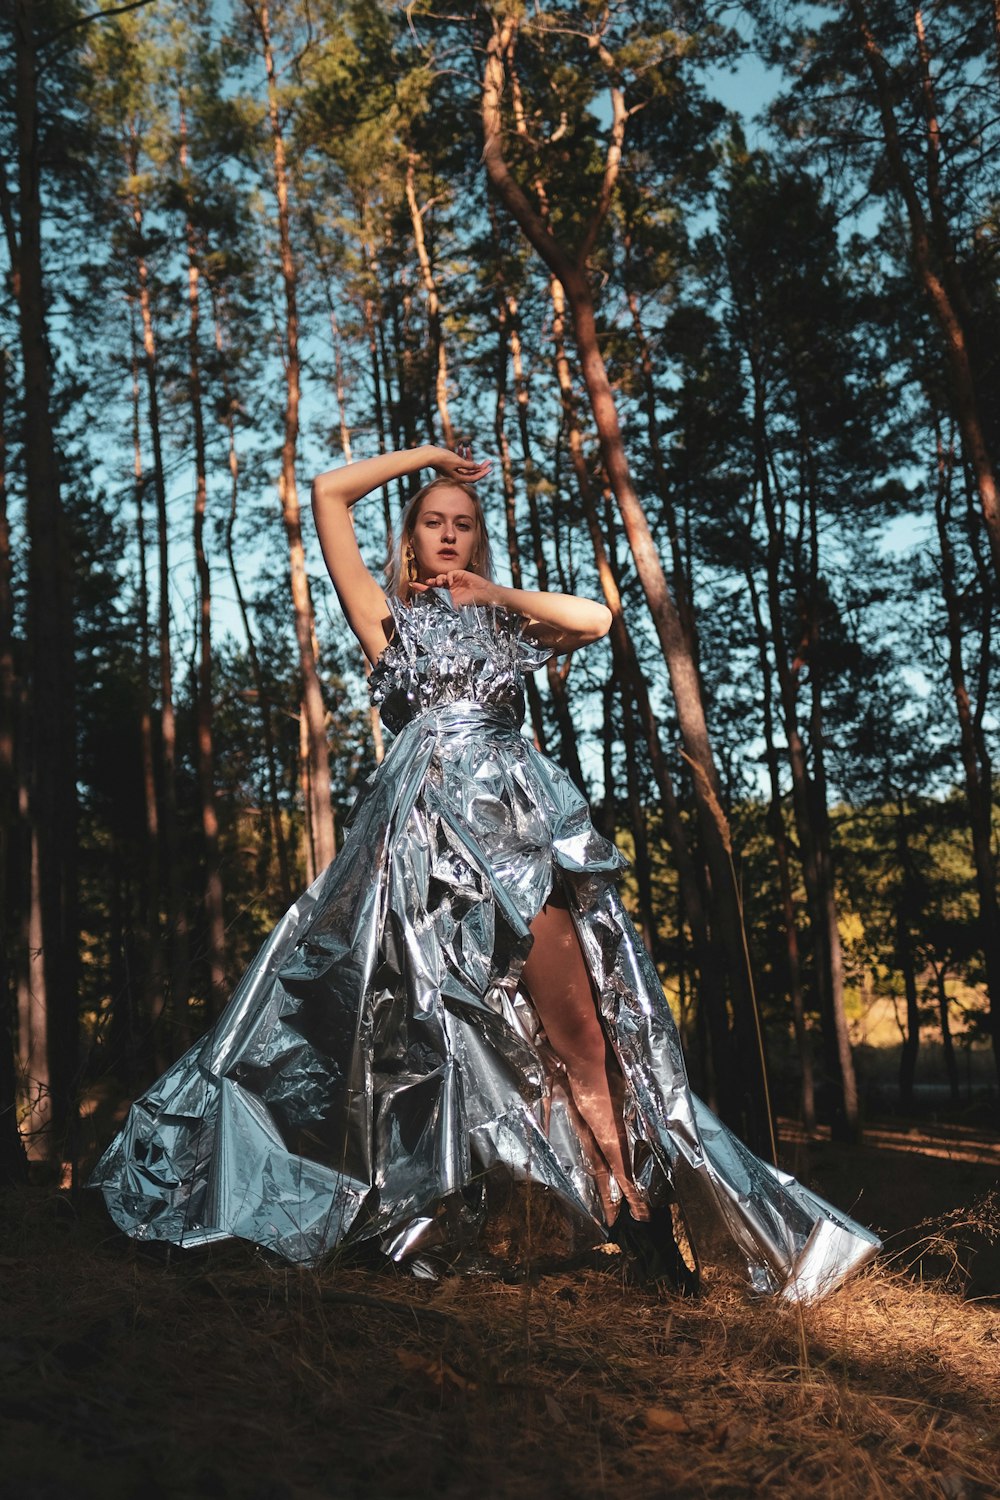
xmin=521 ymin=890 xmax=607 ymax=1070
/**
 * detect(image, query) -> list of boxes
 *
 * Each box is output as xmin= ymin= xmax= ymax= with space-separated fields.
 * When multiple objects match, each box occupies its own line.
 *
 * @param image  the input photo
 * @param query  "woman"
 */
xmin=92 ymin=444 xmax=879 ymax=1300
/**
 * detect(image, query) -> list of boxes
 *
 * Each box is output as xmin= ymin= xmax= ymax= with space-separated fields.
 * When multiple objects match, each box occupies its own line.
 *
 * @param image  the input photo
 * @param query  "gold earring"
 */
xmin=405 ymin=543 xmax=417 ymax=583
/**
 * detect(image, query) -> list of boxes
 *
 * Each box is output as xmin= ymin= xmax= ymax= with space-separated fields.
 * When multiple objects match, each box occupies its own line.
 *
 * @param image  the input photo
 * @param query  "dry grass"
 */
xmin=1 ymin=1164 xmax=998 ymax=1500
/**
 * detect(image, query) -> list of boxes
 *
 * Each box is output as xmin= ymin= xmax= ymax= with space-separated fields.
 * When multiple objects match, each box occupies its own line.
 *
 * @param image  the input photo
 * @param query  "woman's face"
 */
xmin=409 ymin=488 xmax=479 ymax=577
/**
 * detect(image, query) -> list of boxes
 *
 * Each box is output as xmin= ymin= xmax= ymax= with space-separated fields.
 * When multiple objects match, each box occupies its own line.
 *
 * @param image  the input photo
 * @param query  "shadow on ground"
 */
xmin=1 ymin=1117 xmax=998 ymax=1499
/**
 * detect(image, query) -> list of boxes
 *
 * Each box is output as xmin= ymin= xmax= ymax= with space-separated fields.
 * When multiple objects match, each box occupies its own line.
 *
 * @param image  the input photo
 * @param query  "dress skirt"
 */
xmin=91 ymin=592 xmax=879 ymax=1300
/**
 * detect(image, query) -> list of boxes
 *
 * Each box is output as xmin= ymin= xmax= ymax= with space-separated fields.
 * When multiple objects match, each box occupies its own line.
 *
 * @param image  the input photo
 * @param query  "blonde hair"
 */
xmin=387 ymin=477 xmax=494 ymax=602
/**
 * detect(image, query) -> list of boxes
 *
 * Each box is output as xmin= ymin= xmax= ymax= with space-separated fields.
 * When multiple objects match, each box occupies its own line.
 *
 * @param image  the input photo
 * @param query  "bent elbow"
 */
xmin=311 ymin=473 xmax=352 ymax=515
xmin=593 ymin=604 xmax=613 ymax=640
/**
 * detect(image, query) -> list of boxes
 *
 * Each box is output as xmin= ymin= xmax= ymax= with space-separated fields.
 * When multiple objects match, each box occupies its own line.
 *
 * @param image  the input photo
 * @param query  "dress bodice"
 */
xmin=368 ymin=589 xmax=551 ymax=735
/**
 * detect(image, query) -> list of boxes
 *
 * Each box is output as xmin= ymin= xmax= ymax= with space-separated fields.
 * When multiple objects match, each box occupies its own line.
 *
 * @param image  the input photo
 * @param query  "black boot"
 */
xmin=610 ymin=1202 xmax=701 ymax=1296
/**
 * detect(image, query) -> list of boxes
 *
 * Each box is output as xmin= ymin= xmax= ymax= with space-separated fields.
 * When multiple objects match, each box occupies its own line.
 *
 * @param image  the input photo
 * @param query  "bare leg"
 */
xmin=521 ymin=890 xmax=646 ymax=1223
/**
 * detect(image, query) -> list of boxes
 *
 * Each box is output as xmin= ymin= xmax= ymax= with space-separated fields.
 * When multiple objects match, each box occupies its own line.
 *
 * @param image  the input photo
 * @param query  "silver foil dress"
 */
xmin=92 ymin=590 xmax=880 ymax=1300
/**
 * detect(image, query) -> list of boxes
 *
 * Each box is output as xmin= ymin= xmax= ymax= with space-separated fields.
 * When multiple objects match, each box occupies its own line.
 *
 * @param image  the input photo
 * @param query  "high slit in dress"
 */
xmin=91 ymin=589 xmax=880 ymax=1301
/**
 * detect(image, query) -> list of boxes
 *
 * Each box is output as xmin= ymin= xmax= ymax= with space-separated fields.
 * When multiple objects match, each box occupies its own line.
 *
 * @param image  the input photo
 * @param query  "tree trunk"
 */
xmin=491 ymin=290 xmax=548 ymax=752
xmin=380 ymin=256 xmax=406 ymax=460
xmin=560 ymin=265 xmax=772 ymax=1149
xmin=314 ymin=274 xmax=387 ymax=771
xmin=746 ymin=567 xmax=815 ymax=1131
xmin=362 ymin=217 xmax=409 ymax=511
xmin=404 ymin=151 xmax=454 ymax=447
xmin=504 ymin=293 xmax=588 ymax=793
xmin=486 ymin=195 xmax=547 ymax=749
xmin=622 ymin=261 xmax=698 ymax=658
xmin=0 ymin=345 xmax=27 ymax=1182
xmin=13 ymin=0 xmax=78 ymax=1154
xmin=361 ymin=283 xmax=393 ymax=539
xmin=298 ymin=698 xmax=313 ymax=878
xmin=389 ymin=235 xmax=421 ymax=457
xmin=105 ymin=843 xmax=138 ymax=1086
xmin=600 ymin=679 xmax=616 ymax=842
xmin=221 ymin=450 xmax=294 ymax=904
xmin=328 ymin=307 xmax=353 ymax=465
xmin=128 ymin=308 xmax=166 ymax=1068
xmin=19 ymin=830 xmax=49 ymax=1156
xmin=744 ymin=326 xmax=859 ymax=1140
xmin=129 ymin=137 xmax=190 ymax=1051
xmin=802 ymin=422 xmax=860 ymax=1137
xmin=545 ymin=270 xmax=734 ymax=1112
xmin=180 ymin=108 xmax=227 ymax=1018
xmin=621 ymin=679 xmax=656 ymax=956
xmin=578 ymin=280 xmax=770 ymax=1132
xmin=302 ymin=208 xmax=358 ymax=477
xmin=807 ymin=633 xmax=861 ymax=1136
xmin=354 ymin=196 xmax=395 ymax=535
xmin=895 ymin=805 xmax=920 ymax=1114
xmin=934 ymin=444 xmax=1000 ymax=1087
xmin=252 ymin=0 xmax=335 ymax=874
xmin=212 ymin=299 xmax=294 ymax=907
xmin=934 ymin=965 xmax=960 ymax=1106
xmin=851 ymin=0 xmax=1000 ymax=588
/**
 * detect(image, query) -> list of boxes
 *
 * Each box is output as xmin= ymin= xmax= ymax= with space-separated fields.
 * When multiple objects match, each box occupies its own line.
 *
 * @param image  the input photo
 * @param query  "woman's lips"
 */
xmin=438 ymin=549 xmax=458 ymax=560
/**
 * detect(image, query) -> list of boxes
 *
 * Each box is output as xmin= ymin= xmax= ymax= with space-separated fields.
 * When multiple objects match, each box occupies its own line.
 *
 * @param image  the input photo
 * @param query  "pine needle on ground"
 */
xmin=1 ymin=1176 xmax=998 ymax=1500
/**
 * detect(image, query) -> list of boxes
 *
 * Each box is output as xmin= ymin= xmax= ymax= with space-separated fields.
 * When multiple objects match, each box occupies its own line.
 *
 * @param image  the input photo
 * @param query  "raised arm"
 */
xmin=414 ymin=570 xmax=612 ymax=653
xmin=509 ymin=586 xmax=612 ymax=650
xmin=310 ymin=445 xmax=487 ymax=663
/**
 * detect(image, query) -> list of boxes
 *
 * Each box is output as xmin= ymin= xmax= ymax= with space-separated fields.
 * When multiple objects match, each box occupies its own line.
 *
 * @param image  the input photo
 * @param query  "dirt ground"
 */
xmin=1 ymin=1117 xmax=998 ymax=1500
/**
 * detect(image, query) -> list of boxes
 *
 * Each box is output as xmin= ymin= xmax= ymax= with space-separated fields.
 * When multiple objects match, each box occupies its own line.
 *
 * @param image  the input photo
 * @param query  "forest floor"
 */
xmin=2 ymin=1117 xmax=998 ymax=1500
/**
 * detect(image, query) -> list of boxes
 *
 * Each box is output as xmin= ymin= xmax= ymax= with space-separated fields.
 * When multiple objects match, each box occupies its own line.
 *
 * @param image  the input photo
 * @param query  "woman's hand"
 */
xmin=413 ymin=572 xmax=612 ymax=651
xmin=411 ymin=570 xmax=498 ymax=607
xmin=427 ymin=447 xmax=492 ymax=486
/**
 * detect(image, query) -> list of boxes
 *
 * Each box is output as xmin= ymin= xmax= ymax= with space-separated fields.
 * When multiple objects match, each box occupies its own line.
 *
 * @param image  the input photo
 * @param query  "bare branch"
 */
xmin=40 ymin=0 xmax=160 ymax=49
xmin=479 ymin=14 xmax=573 ymax=282
xmin=578 ymin=40 xmax=628 ymax=267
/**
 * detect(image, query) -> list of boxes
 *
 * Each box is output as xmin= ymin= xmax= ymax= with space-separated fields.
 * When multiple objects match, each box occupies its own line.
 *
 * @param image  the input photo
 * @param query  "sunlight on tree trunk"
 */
xmin=250 ymin=0 xmax=335 ymax=874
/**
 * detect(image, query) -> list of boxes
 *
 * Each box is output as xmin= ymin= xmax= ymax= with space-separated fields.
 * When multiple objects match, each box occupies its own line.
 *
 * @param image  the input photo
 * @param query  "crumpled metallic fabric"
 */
xmin=91 ymin=589 xmax=879 ymax=1301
